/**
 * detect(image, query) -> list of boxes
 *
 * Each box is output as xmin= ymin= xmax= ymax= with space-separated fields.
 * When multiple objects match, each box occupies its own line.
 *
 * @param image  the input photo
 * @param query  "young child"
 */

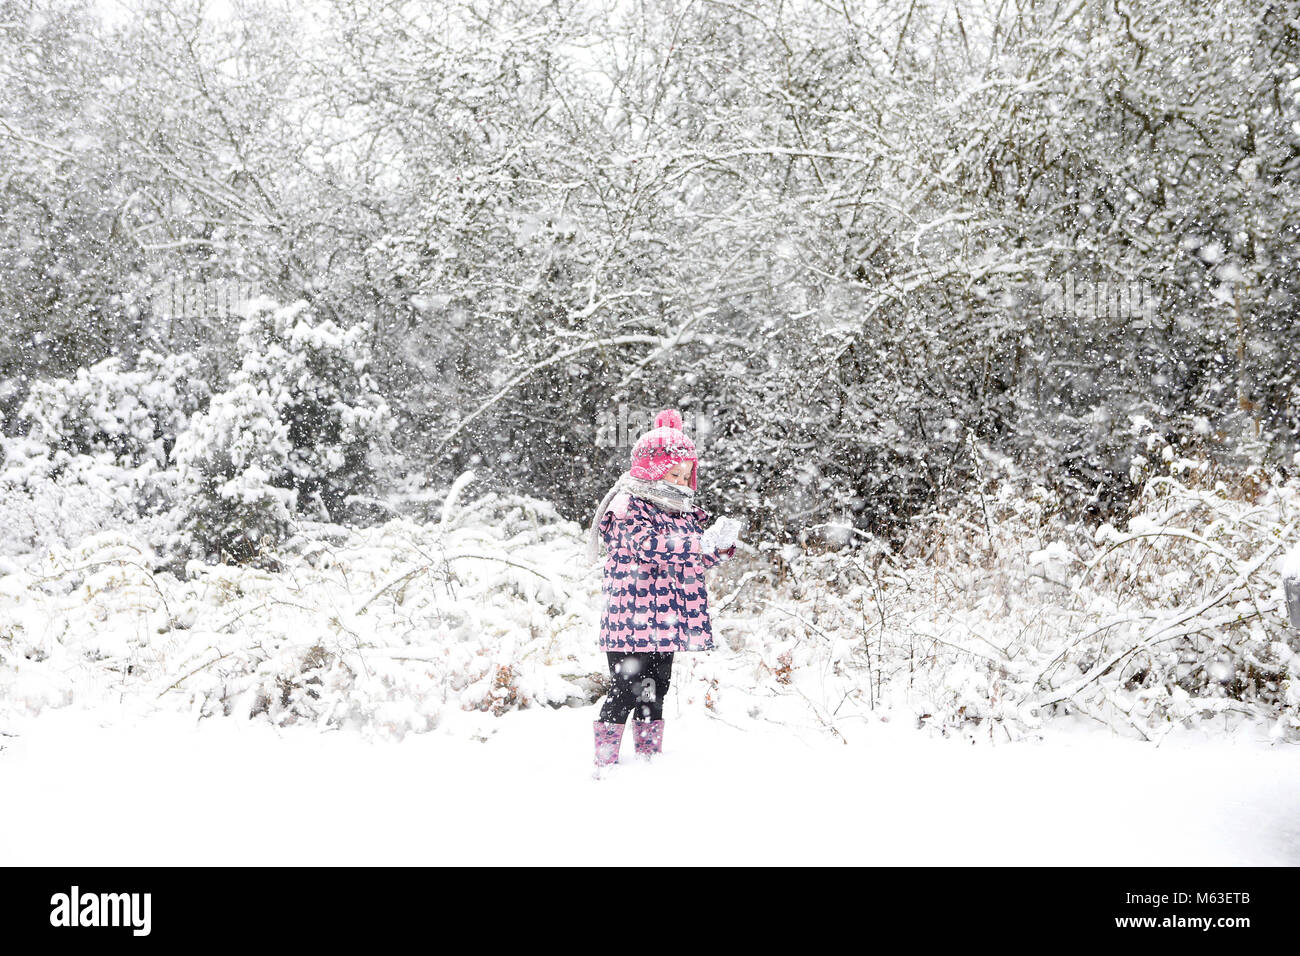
xmin=586 ymin=408 xmax=741 ymax=770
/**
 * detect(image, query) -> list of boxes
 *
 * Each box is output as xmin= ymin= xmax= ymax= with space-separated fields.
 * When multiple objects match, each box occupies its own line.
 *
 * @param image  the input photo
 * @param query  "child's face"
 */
xmin=663 ymin=460 xmax=694 ymax=488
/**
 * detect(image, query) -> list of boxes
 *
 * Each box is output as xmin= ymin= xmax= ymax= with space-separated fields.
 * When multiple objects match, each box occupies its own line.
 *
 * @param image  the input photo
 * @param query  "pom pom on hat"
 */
xmin=654 ymin=408 xmax=683 ymax=430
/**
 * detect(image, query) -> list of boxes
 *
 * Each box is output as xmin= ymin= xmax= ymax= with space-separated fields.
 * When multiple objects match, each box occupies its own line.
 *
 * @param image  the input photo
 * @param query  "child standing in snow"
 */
xmin=586 ymin=408 xmax=741 ymax=769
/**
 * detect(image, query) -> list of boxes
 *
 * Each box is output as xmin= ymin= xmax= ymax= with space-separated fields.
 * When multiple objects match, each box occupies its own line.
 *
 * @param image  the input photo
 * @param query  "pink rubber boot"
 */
xmin=593 ymin=720 xmax=625 ymax=768
xmin=632 ymin=719 xmax=664 ymax=757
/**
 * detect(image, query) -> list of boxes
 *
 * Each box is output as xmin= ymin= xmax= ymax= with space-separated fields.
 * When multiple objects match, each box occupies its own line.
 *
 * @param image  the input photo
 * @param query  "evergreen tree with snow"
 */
xmin=232 ymin=297 xmax=396 ymax=522
xmin=172 ymin=380 xmax=296 ymax=567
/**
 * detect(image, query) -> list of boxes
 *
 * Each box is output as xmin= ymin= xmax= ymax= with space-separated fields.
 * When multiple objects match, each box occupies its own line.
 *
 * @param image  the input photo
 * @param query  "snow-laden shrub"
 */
xmin=714 ymin=454 xmax=1300 ymax=743
xmin=0 ymin=434 xmax=179 ymax=557
xmin=171 ymin=381 xmax=297 ymax=567
xmin=0 ymin=489 xmax=603 ymax=740
xmin=0 ymin=351 xmax=207 ymax=556
xmin=17 ymin=350 xmax=208 ymax=468
xmin=233 ymin=297 xmax=397 ymax=522
xmin=166 ymin=298 xmax=398 ymax=566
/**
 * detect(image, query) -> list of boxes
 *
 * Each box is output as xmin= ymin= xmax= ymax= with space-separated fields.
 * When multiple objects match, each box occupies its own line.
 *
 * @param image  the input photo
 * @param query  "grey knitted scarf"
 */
xmin=586 ymin=472 xmax=695 ymax=564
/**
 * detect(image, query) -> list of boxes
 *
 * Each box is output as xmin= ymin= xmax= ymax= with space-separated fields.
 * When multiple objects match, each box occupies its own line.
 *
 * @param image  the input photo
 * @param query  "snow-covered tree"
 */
xmin=232 ymin=297 xmax=397 ymax=521
xmin=5 ymin=0 xmax=1298 ymax=543
xmin=171 ymin=379 xmax=295 ymax=567
xmin=0 ymin=0 xmax=153 ymax=425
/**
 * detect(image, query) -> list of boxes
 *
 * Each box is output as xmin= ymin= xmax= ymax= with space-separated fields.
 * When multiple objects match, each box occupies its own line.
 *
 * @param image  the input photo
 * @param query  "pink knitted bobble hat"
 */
xmin=629 ymin=408 xmax=698 ymax=491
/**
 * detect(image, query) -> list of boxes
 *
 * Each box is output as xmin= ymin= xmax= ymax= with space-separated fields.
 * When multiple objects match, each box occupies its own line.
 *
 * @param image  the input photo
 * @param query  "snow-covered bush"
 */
xmin=17 ymin=350 xmax=208 ymax=468
xmin=713 ymin=455 xmax=1300 ymax=744
xmin=166 ymin=298 xmax=398 ymax=566
xmin=171 ymin=381 xmax=297 ymax=567
xmin=0 ymin=351 xmax=208 ymax=556
xmin=233 ymin=297 xmax=397 ymax=522
xmin=0 ymin=489 xmax=603 ymax=740
xmin=0 ymin=434 xmax=176 ymax=557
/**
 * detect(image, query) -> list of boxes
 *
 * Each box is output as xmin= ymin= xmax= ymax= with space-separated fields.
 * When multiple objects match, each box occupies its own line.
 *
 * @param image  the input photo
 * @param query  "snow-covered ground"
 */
xmin=4 ymin=477 xmax=1300 ymax=865
xmin=3 ymin=700 xmax=1296 ymax=866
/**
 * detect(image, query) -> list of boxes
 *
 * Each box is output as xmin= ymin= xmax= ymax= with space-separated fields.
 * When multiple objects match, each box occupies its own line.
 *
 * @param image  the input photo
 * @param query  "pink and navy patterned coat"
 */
xmin=597 ymin=493 xmax=736 ymax=653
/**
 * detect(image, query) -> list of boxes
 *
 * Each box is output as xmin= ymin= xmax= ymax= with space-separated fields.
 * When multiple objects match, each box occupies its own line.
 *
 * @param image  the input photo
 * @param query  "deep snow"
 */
xmin=3 ymin=702 xmax=1296 ymax=866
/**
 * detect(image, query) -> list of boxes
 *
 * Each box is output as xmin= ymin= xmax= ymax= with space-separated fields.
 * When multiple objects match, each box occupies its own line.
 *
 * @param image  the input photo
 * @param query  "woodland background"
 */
xmin=4 ymin=0 xmax=1298 ymax=540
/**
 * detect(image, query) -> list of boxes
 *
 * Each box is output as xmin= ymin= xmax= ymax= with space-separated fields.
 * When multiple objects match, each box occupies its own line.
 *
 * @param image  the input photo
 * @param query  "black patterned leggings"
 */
xmin=598 ymin=651 xmax=675 ymax=723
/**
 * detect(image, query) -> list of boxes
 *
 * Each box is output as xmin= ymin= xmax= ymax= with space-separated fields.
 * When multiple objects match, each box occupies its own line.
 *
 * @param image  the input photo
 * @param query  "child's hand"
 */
xmin=702 ymin=517 xmax=741 ymax=553
xmin=713 ymin=516 xmax=742 ymax=549
xmin=700 ymin=523 xmax=723 ymax=554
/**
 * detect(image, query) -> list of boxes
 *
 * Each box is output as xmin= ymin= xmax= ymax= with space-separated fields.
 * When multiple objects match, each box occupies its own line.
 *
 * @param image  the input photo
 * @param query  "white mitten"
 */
xmin=713 ymin=516 xmax=742 ymax=550
xmin=700 ymin=524 xmax=722 ymax=554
